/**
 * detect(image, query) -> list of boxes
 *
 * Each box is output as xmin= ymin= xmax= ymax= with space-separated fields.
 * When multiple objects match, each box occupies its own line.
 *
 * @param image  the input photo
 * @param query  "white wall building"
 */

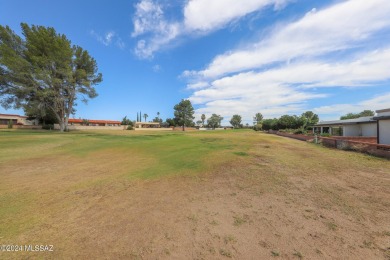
xmin=314 ymin=116 xmax=377 ymax=137
xmin=314 ymin=108 xmax=390 ymax=145
xmin=374 ymin=108 xmax=390 ymax=145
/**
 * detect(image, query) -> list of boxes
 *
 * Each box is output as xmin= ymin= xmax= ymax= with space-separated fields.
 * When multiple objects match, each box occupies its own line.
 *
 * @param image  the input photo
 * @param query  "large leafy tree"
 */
xmin=0 ymin=23 xmax=102 ymax=131
xmin=262 ymin=118 xmax=278 ymax=130
xmin=277 ymin=115 xmax=300 ymax=129
xmin=173 ymin=99 xmax=195 ymax=131
xmin=229 ymin=114 xmax=242 ymax=129
xmin=152 ymin=116 xmax=162 ymax=123
xmin=165 ymin=118 xmax=176 ymax=127
xmin=253 ymin=112 xmax=263 ymax=125
xmin=207 ymin=114 xmax=223 ymax=129
xmin=121 ymin=116 xmax=133 ymax=126
xmin=300 ymin=111 xmax=319 ymax=129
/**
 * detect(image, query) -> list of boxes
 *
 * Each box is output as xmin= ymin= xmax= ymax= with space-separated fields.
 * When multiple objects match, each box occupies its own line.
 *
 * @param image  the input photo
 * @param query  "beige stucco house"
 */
xmin=0 ymin=113 xmax=38 ymax=125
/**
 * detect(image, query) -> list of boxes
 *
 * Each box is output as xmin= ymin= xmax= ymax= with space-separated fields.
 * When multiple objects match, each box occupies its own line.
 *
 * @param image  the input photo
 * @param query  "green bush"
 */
xmin=7 ymin=119 xmax=13 ymax=129
xmin=253 ymin=124 xmax=262 ymax=131
xmin=320 ymin=133 xmax=331 ymax=137
xmin=42 ymin=124 xmax=54 ymax=130
xmin=294 ymin=127 xmax=307 ymax=135
xmin=126 ymin=126 xmax=134 ymax=130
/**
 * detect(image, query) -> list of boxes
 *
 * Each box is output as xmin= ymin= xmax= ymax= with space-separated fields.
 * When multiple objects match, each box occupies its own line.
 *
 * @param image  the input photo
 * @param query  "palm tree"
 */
xmin=143 ymin=113 xmax=148 ymax=122
xmin=157 ymin=112 xmax=160 ymax=119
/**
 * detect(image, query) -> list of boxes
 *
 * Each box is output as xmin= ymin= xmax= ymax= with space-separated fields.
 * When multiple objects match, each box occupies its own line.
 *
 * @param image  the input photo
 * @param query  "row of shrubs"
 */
xmin=253 ymin=125 xmax=332 ymax=137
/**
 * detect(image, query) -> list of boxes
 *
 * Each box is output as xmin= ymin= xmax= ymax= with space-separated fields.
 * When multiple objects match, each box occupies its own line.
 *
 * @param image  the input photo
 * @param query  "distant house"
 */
xmin=374 ymin=108 xmax=390 ymax=145
xmin=134 ymin=121 xmax=160 ymax=128
xmin=68 ymin=118 xmax=121 ymax=126
xmin=313 ymin=116 xmax=377 ymax=137
xmin=0 ymin=114 xmax=37 ymax=126
xmin=313 ymin=108 xmax=390 ymax=145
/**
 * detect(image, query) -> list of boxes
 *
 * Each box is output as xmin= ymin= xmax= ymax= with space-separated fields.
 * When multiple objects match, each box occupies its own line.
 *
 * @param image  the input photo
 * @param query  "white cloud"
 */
xmin=189 ymin=47 xmax=390 ymax=123
xmin=134 ymin=23 xmax=180 ymax=59
xmin=183 ymin=0 xmax=288 ymax=32
xmin=183 ymin=0 xmax=390 ymax=124
xmin=196 ymin=0 xmax=390 ymax=78
xmin=152 ymin=64 xmax=161 ymax=72
xmin=189 ymin=70 xmax=326 ymax=122
xmin=131 ymin=0 xmax=164 ymax=37
xmin=116 ymin=38 xmax=126 ymax=49
xmin=313 ymin=93 xmax=390 ymax=120
xmin=90 ymin=30 xmax=125 ymax=49
xmin=131 ymin=0 xmax=181 ymax=59
xmin=187 ymin=81 xmax=209 ymax=90
xmin=131 ymin=0 xmax=287 ymax=58
xmin=104 ymin=31 xmax=115 ymax=45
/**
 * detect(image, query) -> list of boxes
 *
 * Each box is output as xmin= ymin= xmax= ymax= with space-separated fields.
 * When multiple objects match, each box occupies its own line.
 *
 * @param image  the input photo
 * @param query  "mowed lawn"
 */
xmin=0 ymin=129 xmax=389 ymax=259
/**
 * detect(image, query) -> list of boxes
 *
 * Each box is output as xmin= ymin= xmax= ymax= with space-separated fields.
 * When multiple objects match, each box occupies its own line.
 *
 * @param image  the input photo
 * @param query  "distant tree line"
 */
xmin=340 ymin=110 xmax=374 ymax=120
xmin=261 ymin=111 xmax=319 ymax=132
xmin=124 ymin=106 xmax=376 ymax=133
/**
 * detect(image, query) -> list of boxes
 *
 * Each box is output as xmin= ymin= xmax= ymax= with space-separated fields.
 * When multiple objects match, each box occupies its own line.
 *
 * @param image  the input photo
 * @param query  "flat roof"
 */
xmin=376 ymin=108 xmax=390 ymax=113
xmin=374 ymin=116 xmax=390 ymax=120
xmin=315 ymin=116 xmax=376 ymax=126
xmin=0 ymin=114 xmax=27 ymax=118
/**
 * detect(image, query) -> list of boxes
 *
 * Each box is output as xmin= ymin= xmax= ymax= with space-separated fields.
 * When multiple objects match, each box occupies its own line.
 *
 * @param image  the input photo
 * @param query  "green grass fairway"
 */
xmin=0 ymin=129 xmax=389 ymax=259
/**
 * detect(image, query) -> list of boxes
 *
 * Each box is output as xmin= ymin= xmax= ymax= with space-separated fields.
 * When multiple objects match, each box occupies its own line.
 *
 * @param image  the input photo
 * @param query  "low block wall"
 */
xmin=331 ymin=136 xmax=377 ymax=144
xmin=267 ymin=130 xmax=390 ymax=159
xmin=319 ymin=137 xmax=390 ymax=158
xmin=269 ymin=131 xmax=313 ymax=141
xmin=0 ymin=125 xmax=42 ymax=129
xmin=54 ymin=124 xmax=125 ymax=130
xmin=173 ymin=127 xmax=198 ymax=131
xmin=134 ymin=128 xmax=173 ymax=131
xmin=199 ymin=128 xmax=227 ymax=131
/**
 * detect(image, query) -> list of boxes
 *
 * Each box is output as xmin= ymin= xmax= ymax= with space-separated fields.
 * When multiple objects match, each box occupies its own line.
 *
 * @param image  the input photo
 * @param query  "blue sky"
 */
xmin=1 ymin=0 xmax=390 ymax=124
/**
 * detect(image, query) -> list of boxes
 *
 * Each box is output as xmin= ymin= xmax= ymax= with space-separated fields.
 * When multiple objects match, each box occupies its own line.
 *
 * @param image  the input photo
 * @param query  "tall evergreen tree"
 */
xmin=0 ymin=24 xmax=102 ymax=132
xmin=173 ymin=99 xmax=195 ymax=131
xmin=201 ymin=114 xmax=206 ymax=127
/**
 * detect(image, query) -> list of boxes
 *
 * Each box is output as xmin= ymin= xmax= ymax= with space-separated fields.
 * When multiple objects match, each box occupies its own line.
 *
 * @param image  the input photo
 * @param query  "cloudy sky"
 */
xmin=1 ymin=0 xmax=390 ymax=124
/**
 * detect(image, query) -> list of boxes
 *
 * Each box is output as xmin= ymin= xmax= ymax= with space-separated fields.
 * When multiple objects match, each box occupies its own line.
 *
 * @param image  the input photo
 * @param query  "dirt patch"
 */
xmin=2 ymin=163 xmax=389 ymax=259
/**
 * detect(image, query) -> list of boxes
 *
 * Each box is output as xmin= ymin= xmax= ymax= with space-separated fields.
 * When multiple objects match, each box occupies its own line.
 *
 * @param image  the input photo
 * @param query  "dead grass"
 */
xmin=0 ymin=129 xmax=389 ymax=259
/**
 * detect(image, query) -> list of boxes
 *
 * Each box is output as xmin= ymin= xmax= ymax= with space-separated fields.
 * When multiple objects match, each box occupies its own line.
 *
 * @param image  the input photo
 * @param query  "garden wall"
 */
xmin=54 ymin=124 xmax=125 ymax=130
xmin=0 ymin=125 xmax=42 ymax=129
xmin=267 ymin=130 xmax=390 ymax=159
xmin=134 ymin=128 xmax=173 ymax=131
